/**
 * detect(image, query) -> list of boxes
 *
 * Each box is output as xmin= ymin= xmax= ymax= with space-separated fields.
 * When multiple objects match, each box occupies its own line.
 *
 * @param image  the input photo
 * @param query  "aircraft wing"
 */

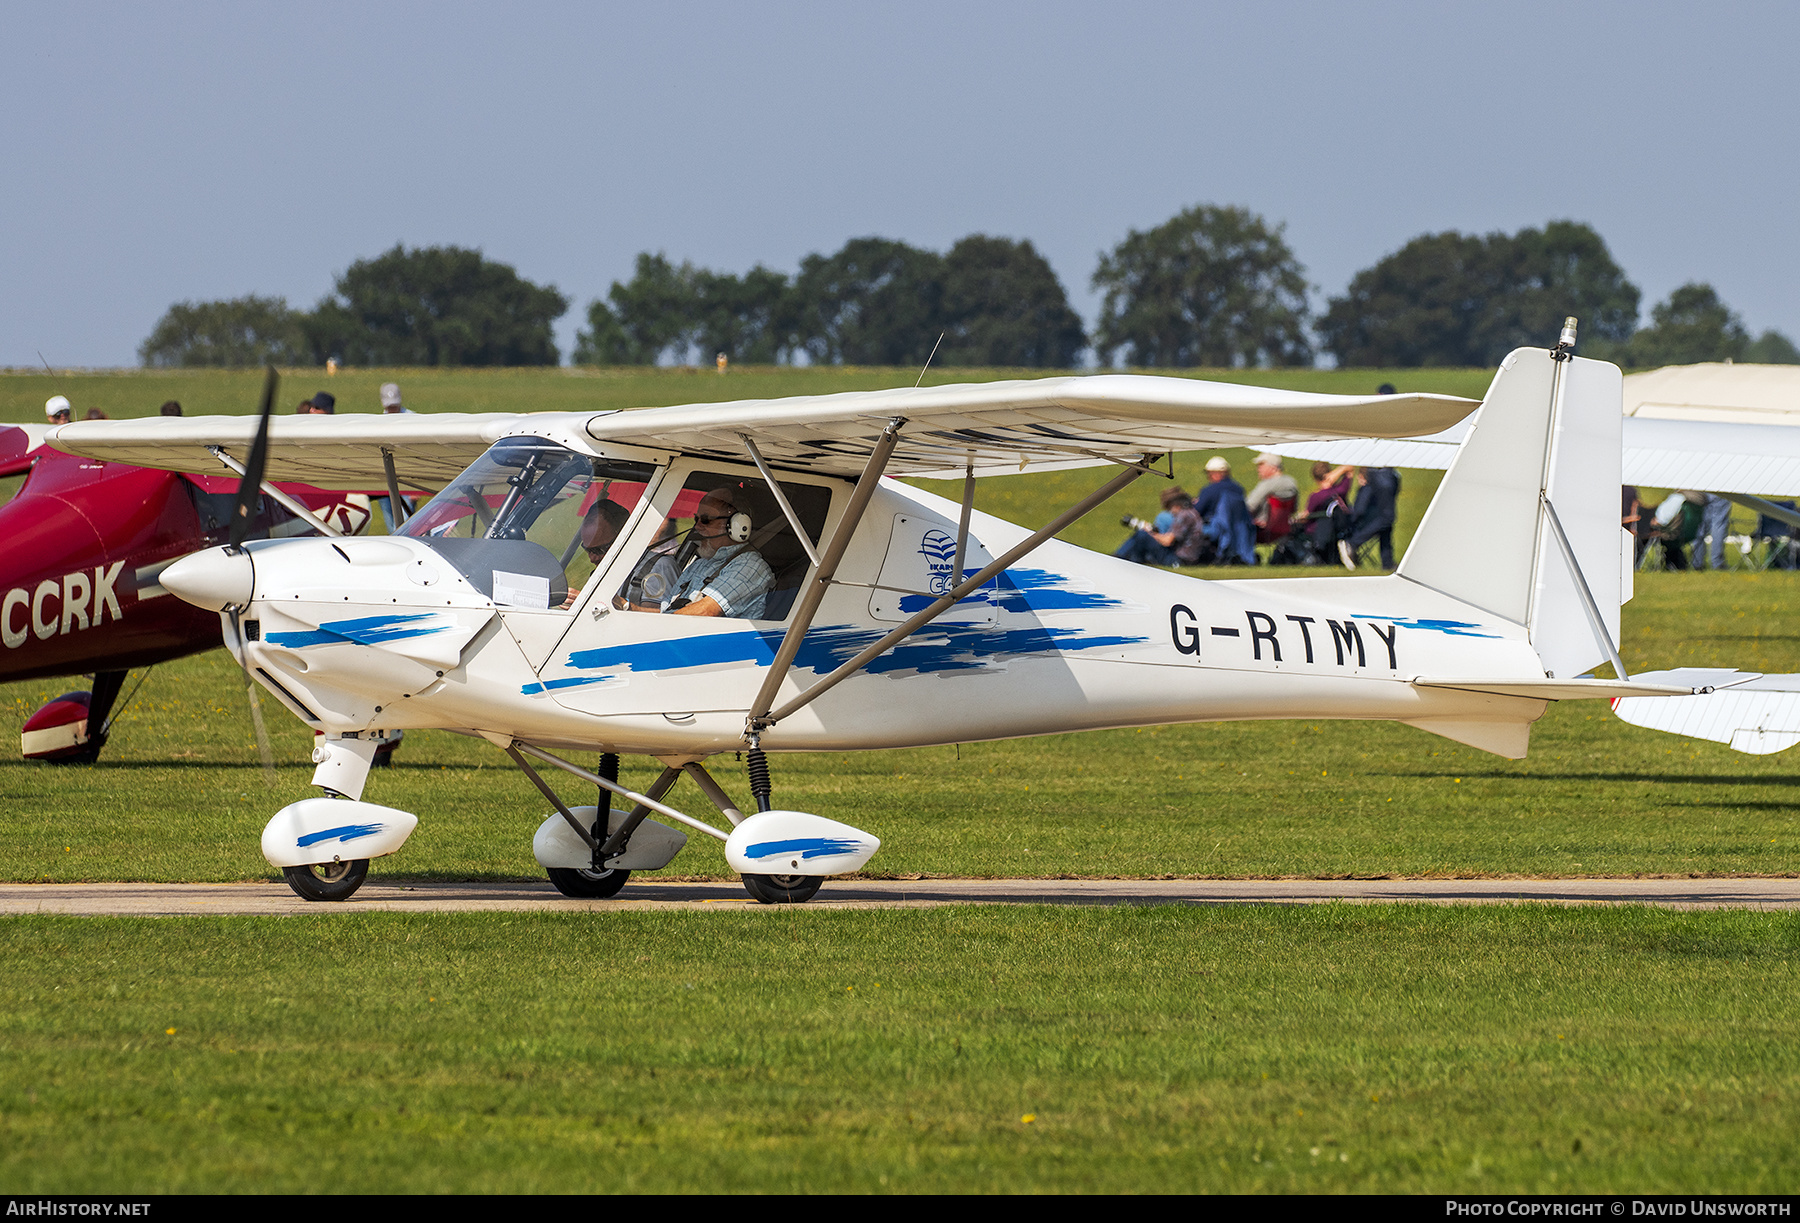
xmin=47 ymin=412 xmax=526 ymax=491
xmin=1611 ymin=668 xmax=1800 ymax=755
xmin=1268 ymin=416 xmax=1800 ymax=499
xmin=578 ymin=374 xmax=1479 ymax=478
xmin=47 ymin=375 xmax=1478 ymax=485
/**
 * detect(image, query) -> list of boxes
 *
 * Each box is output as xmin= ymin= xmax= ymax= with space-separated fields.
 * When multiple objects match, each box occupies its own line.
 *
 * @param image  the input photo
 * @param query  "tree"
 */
xmin=1316 ymin=232 xmax=1490 ymax=368
xmin=791 ymin=238 xmax=947 ymax=366
xmin=1746 ymin=329 xmax=1800 ymax=364
xmin=1483 ymin=221 xmax=1640 ymax=355
xmin=691 ymin=265 xmax=795 ymax=364
xmin=1319 ymin=222 xmax=1639 ymax=367
xmin=1091 ymin=205 xmax=1312 ymax=368
xmin=309 ymin=245 xmax=567 ymax=366
xmin=939 ymin=236 xmax=1085 ymax=367
xmin=573 ymin=253 xmax=699 ymax=365
xmin=138 ymin=295 xmax=308 ymax=367
xmin=1618 ymin=283 xmax=1749 ymax=368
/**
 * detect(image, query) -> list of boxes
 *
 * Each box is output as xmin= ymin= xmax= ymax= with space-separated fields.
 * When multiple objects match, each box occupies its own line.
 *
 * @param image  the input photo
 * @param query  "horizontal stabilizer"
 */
xmin=1414 ymin=676 xmax=1704 ymax=701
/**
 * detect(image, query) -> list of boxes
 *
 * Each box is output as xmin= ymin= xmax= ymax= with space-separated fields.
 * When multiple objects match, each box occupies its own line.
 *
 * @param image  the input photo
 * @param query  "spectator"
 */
xmin=1280 ymin=462 xmax=1353 ymax=563
xmin=379 ymin=383 xmax=413 ymax=415
xmin=1343 ymin=466 xmax=1401 ymax=570
xmin=160 ymin=400 xmax=182 ymax=416
xmin=1651 ymin=491 xmax=1705 ymax=570
xmin=45 ymin=396 xmax=72 ymax=425
xmin=1194 ymin=456 xmax=1254 ymax=565
xmin=1623 ymin=486 xmax=1646 ymax=566
xmin=1698 ymin=494 xmax=1732 ymax=570
xmin=1246 ymin=453 xmax=1299 ymax=544
xmin=1115 ymin=486 xmax=1207 ymax=567
xmin=299 ymin=392 xmax=335 ymax=415
xmin=84 ymin=407 xmax=108 ymax=420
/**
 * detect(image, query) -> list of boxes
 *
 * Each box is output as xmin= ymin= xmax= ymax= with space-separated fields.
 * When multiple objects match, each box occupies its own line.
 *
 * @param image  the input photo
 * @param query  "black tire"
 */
xmin=546 ymin=866 xmax=631 ymax=898
xmin=742 ymin=873 xmax=822 ymax=904
xmin=282 ymin=859 xmax=369 ymax=902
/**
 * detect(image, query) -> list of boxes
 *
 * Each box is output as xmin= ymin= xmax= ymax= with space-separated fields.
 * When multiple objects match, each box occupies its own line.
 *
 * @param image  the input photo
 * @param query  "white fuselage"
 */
xmin=221 ymin=458 xmax=1549 ymax=763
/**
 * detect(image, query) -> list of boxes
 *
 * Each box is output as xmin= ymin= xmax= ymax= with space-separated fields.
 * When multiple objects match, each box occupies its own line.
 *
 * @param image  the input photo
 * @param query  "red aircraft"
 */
xmin=2 ymin=417 xmax=376 ymax=762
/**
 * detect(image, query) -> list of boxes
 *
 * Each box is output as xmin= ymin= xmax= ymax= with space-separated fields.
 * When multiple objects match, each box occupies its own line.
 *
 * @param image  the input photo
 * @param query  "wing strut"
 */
xmin=744 ymin=418 xmax=908 ymax=732
xmin=739 ymin=434 xmax=822 ymax=569
xmin=748 ymin=453 xmax=1155 ymax=735
xmin=208 ymin=446 xmax=345 ymax=538
xmin=380 ymin=448 xmax=411 ymax=525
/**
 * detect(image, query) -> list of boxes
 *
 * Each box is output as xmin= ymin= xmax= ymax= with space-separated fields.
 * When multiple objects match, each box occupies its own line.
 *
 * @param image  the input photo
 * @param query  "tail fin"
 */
xmin=1397 ymin=348 xmax=1625 ymax=679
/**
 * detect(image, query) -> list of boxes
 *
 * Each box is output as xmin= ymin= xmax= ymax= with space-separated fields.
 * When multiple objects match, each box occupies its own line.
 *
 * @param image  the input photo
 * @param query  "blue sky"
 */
xmin=4 ymin=0 xmax=1795 ymax=366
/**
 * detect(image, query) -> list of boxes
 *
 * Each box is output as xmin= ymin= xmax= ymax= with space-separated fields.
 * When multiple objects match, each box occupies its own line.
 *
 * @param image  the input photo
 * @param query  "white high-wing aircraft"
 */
xmin=51 ymin=343 xmax=1697 ymax=903
xmin=1268 ymin=364 xmax=1800 ymax=758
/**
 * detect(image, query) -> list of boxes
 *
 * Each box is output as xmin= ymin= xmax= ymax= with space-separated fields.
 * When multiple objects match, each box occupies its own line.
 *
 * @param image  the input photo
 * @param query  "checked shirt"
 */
xmin=666 ymin=542 xmax=774 ymax=619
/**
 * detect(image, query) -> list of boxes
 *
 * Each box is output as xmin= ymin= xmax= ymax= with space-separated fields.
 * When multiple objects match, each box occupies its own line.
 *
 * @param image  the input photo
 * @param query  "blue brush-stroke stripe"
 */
xmin=556 ymin=621 xmax=1147 ymax=685
xmin=1355 ymin=614 xmax=1500 ymax=640
xmin=268 ymin=613 xmax=451 ymax=650
xmin=996 ymin=568 xmax=1126 ymax=612
xmin=296 ymin=822 xmax=383 ymax=848
xmin=744 ymin=837 xmax=866 ymax=860
xmin=892 ymin=567 xmax=1124 ymax=615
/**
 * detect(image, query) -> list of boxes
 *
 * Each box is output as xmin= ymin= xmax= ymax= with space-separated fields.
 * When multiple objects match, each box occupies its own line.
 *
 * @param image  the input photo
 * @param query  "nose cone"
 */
xmin=161 ymin=546 xmax=255 ymax=612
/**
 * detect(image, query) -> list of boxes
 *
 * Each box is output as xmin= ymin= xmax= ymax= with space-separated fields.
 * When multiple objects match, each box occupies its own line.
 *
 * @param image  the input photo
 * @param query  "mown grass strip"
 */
xmin=1 ymin=904 xmax=1796 ymax=1193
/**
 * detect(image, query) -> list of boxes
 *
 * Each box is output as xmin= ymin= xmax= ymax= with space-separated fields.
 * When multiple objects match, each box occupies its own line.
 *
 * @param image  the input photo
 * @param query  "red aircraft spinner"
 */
xmin=0 ymin=422 xmax=374 ymax=762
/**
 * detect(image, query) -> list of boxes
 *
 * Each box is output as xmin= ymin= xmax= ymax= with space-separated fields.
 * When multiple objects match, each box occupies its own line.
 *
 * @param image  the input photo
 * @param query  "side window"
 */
xmin=617 ymin=470 xmax=829 ymax=622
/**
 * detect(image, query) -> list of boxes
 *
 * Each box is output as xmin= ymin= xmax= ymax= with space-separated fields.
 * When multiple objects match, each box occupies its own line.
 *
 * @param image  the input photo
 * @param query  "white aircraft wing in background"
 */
xmin=1612 ymin=670 xmax=1800 ymax=755
xmin=1271 ymin=415 xmax=1800 ymax=504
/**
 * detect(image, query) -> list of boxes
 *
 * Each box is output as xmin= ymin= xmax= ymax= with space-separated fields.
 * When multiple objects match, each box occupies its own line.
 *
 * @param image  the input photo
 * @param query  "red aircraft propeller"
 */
xmin=4 ymin=378 xmax=384 ymax=763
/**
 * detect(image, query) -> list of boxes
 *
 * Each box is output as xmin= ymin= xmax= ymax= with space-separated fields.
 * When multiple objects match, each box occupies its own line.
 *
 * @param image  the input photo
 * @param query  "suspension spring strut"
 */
xmin=746 ymin=747 xmax=772 ymax=814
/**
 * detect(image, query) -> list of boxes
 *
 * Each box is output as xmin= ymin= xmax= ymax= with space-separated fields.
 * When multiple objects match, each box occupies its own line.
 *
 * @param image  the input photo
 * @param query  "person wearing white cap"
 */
xmin=45 ymin=396 xmax=72 ymax=425
xmin=379 ymin=383 xmax=412 ymax=415
xmin=1194 ymin=456 xmax=1256 ymax=565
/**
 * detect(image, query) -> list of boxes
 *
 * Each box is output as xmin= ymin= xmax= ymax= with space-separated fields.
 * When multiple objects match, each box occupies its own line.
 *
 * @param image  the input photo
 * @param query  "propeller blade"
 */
xmin=229 ymin=365 xmax=279 ymax=549
xmin=229 ymin=609 xmax=278 ymax=785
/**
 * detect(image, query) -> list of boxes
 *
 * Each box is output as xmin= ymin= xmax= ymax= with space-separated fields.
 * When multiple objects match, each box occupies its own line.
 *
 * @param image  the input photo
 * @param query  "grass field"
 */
xmin=0 ymin=365 xmax=1795 ymax=884
xmin=0 ymin=569 xmax=1795 ymax=885
xmin=3 ymin=366 xmax=1796 ymax=1194
xmin=3 ymin=904 xmax=1797 ymax=1193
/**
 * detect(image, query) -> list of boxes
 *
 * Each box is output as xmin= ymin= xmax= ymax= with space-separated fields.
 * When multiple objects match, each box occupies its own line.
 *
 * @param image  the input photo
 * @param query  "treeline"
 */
xmin=140 ymin=208 xmax=1800 ymax=370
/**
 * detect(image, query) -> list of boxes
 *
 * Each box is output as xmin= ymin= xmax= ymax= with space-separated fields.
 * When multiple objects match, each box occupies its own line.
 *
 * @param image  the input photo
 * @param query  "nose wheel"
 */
xmin=282 ymin=859 xmax=369 ymax=902
xmin=742 ymin=873 xmax=823 ymax=904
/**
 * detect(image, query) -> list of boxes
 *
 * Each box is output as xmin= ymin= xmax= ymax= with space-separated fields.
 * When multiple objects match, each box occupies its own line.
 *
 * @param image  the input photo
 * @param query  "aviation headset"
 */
xmin=698 ymin=488 xmax=753 ymax=544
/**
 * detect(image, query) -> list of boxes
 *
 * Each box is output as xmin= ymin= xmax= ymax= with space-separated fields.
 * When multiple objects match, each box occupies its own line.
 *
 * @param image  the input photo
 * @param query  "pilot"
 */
xmin=45 ymin=396 xmax=72 ymax=425
xmin=559 ymin=500 xmax=632 ymax=609
xmin=658 ymin=489 xmax=774 ymax=619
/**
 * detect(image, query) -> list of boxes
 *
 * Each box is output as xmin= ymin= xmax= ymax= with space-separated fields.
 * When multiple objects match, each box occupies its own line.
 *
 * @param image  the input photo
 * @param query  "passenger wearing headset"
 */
xmin=631 ymin=488 xmax=775 ymax=618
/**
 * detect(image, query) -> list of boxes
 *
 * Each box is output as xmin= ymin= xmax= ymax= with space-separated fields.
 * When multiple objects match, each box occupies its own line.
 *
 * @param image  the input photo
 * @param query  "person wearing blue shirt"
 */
xmin=1193 ymin=457 xmax=1255 ymax=565
xmin=663 ymin=490 xmax=774 ymax=619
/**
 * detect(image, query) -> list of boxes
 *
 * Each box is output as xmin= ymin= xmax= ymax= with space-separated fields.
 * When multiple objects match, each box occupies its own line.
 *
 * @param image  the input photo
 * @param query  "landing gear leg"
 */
xmin=738 ymin=740 xmax=822 ymax=904
xmin=544 ymin=752 xmax=632 ymax=899
xmin=54 ymin=671 xmax=127 ymax=765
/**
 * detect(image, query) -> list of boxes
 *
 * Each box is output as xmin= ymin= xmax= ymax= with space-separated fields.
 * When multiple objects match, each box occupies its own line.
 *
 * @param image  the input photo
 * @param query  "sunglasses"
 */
xmin=694 ymin=512 xmax=734 ymax=526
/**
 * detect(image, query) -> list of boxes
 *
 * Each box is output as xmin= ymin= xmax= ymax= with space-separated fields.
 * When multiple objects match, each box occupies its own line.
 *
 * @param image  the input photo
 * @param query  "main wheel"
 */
xmin=282 ymin=859 xmax=369 ymax=902
xmin=546 ymin=866 xmax=631 ymax=899
xmin=742 ymin=873 xmax=822 ymax=904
